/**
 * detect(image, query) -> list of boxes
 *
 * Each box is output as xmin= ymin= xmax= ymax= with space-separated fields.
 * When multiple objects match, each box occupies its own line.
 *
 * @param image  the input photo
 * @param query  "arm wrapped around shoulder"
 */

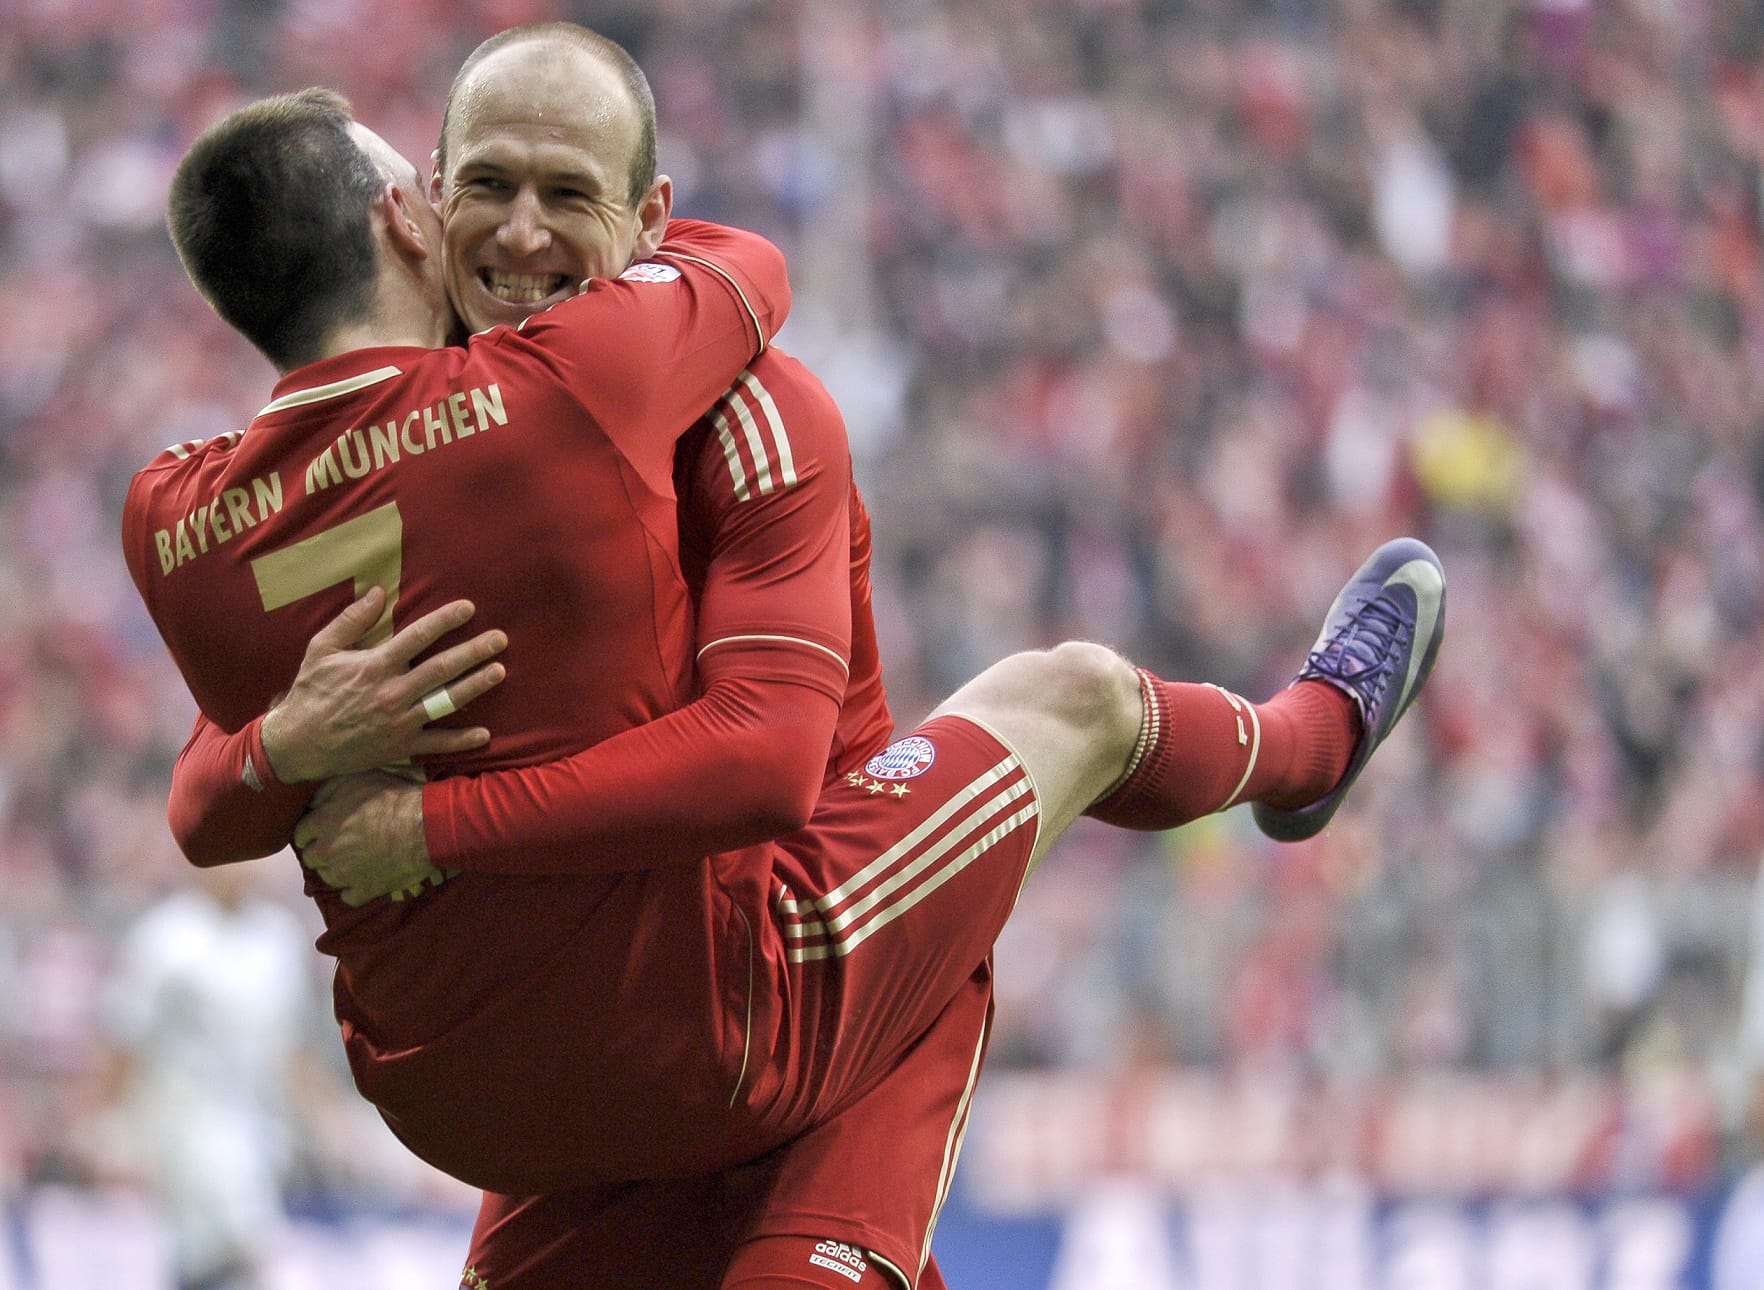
xmin=423 ymin=641 xmax=842 ymax=876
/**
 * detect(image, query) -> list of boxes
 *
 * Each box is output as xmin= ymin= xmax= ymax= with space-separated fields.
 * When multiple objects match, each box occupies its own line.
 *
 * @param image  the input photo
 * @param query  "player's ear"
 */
xmin=382 ymin=183 xmax=432 ymax=264
xmin=428 ymin=149 xmax=445 ymax=204
xmin=630 ymin=175 xmax=673 ymax=261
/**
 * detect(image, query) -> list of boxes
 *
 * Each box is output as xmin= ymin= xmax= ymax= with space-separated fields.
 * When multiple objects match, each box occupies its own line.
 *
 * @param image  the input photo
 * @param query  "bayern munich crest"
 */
xmin=619 ymin=261 xmax=682 ymax=283
xmin=864 ymin=735 xmax=937 ymax=781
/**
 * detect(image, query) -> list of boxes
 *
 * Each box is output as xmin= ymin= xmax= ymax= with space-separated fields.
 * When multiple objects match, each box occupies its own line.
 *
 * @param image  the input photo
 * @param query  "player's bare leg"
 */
xmin=932 ymin=538 xmax=1447 ymax=874
xmin=929 ymin=637 xmax=1356 ymax=875
xmin=927 ymin=640 xmax=1142 ymax=871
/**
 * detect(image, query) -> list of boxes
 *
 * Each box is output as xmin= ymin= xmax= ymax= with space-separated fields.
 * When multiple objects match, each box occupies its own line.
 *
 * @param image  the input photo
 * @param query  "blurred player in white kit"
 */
xmin=102 ymin=862 xmax=318 ymax=1290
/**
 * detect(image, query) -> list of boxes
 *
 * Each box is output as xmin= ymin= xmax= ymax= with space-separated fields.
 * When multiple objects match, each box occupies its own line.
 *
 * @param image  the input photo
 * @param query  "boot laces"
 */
xmin=1304 ymin=594 xmax=1409 ymax=704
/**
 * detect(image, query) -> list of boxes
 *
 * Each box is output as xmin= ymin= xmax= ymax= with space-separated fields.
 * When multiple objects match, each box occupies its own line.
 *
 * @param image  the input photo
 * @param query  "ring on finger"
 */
xmin=421 ymin=686 xmax=457 ymax=721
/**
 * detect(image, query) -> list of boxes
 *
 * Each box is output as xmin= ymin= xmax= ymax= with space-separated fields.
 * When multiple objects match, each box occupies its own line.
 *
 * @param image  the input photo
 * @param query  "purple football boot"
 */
xmin=1253 ymin=538 xmax=1446 ymax=842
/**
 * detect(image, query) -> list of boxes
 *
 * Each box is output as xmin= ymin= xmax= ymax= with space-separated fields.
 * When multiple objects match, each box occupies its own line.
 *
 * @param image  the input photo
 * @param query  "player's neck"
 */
xmin=316 ymin=281 xmax=452 ymax=361
xmin=318 ymin=318 xmax=447 ymax=359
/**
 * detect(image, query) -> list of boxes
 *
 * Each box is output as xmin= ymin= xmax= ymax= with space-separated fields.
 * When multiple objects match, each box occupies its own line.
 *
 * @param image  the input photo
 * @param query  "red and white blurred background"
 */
xmin=4 ymin=0 xmax=1764 ymax=1285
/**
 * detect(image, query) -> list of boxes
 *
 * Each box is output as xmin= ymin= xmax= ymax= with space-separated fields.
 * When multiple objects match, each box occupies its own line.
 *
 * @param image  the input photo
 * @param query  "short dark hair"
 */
xmin=166 ymin=88 xmax=382 ymax=370
xmin=437 ymin=23 xmax=657 ymax=207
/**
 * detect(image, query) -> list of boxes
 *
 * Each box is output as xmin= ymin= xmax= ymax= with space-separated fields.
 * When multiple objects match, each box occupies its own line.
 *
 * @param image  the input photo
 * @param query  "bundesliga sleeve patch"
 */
xmin=864 ymin=735 xmax=936 ymax=781
xmin=619 ymin=261 xmax=683 ymax=283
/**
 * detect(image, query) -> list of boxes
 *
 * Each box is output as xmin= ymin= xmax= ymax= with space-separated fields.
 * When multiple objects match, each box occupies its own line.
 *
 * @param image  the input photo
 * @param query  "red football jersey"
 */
xmin=420 ymin=347 xmax=895 ymax=872
xmin=676 ymin=351 xmax=893 ymax=783
xmin=124 ymin=221 xmax=792 ymax=1190
xmin=163 ymin=348 xmax=892 ymax=873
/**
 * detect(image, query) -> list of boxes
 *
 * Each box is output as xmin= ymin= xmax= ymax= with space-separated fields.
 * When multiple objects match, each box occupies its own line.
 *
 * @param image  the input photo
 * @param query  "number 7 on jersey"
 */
xmin=251 ymin=502 xmax=403 ymax=642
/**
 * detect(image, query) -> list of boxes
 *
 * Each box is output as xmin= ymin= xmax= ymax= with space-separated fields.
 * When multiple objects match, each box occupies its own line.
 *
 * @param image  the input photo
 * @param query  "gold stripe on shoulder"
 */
xmin=161 ymin=430 xmax=244 ymax=459
xmin=258 ymin=365 xmax=402 ymax=416
xmin=654 ymin=252 xmax=767 ymax=354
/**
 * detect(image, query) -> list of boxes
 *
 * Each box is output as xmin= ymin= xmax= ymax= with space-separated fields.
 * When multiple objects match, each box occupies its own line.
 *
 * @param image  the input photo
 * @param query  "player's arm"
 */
xmin=155 ymin=224 xmax=787 ymax=874
xmin=532 ymin=218 xmax=791 ymax=490
xmin=301 ymin=368 xmax=854 ymax=898
xmin=304 ymin=645 xmax=843 ymax=903
xmin=165 ymin=589 xmax=508 ymax=867
xmin=170 ymin=715 xmax=313 ymax=866
xmin=419 ymin=469 xmax=846 ymax=871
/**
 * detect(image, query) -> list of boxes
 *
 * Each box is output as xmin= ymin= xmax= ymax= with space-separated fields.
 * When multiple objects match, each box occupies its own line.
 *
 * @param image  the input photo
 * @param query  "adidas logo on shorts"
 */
xmin=809 ymin=1240 xmax=868 ymax=1284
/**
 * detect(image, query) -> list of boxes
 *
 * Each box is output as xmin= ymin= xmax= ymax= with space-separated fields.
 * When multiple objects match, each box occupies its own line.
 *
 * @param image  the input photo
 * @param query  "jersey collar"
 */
xmin=259 ymin=348 xmax=431 ymax=416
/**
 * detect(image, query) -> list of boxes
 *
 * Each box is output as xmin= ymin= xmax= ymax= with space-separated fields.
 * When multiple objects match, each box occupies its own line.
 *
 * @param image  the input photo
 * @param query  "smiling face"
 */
xmin=436 ymin=39 xmax=670 ymax=334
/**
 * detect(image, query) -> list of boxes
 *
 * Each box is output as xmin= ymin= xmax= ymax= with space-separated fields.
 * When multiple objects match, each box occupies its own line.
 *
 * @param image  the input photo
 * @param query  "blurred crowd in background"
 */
xmin=3 ymin=0 xmax=1764 ymax=1239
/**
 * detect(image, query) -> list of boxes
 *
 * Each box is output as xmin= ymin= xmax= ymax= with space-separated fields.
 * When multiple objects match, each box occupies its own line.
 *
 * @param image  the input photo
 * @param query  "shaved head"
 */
xmin=438 ymin=22 xmax=656 ymax=205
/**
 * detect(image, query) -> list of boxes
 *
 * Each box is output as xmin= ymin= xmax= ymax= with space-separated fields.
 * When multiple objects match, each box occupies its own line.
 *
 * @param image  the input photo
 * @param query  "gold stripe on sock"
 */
xmin=1212 ymin=687 xmax=1261 ymax=810
xmin=1099 ymin=668 xmax=1159 ymax=801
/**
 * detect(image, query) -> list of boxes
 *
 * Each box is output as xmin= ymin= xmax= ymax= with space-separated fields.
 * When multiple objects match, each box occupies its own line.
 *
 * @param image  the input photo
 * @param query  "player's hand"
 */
xmin=260 ymin=586 xmax=508 ymax=783
xmin=295 ymin=771 xmax=453 ymax=907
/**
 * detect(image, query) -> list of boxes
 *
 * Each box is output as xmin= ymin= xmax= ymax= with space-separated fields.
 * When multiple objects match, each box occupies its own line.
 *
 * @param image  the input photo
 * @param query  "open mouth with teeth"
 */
xmin=479 ymin=269 xmax=572 ymax=305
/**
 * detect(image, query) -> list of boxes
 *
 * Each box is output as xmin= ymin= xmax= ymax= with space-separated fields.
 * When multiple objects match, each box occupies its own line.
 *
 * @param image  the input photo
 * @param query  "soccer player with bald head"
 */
xmin=145 ymin=26 xmax=1445 ymax=1290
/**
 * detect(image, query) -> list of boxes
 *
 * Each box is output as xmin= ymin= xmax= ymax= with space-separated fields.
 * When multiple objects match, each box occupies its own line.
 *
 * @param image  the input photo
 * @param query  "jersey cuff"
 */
xmin=242 ymin=716 xmax=285 ymax=792
xmin=421 ymin=780 xmax=460 ymax=869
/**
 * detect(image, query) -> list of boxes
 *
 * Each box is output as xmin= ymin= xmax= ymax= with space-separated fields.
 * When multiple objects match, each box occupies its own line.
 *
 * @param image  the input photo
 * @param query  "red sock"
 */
xmin=1086 ymin=671 xmax=1362 ymax=831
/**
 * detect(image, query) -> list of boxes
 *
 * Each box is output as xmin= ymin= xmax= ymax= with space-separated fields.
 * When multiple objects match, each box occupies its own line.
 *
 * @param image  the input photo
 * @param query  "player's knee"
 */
xmin=1037 ymin=641 xmax=1141 ymax=743
xmin=955 ymin=641 xmax=1139 ymax=745
xmin=932 ymin=641 xmax=1145 ymax=852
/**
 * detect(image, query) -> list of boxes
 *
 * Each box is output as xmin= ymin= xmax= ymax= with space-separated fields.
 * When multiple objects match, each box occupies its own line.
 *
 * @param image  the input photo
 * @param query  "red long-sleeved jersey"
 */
xmin=166 ymin=348 xmax=893 ymax=874
xmin=123 ymin=221 xmax=853 ymax=1190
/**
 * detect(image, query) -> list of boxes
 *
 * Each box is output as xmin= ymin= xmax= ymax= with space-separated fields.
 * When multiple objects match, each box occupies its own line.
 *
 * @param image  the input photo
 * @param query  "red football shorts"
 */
xmin=461 ymin=979 xmax=977 ymax=1288
xmin=462 ymin=716 xmax=1037 ymax=1288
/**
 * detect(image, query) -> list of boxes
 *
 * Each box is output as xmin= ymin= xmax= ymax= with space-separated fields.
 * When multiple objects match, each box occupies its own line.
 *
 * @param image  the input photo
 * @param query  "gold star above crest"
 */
xmin=889 ymin=783 xmax=912 ymax=798
xmin=844 ymin=771 xmax=865 ymax=786
xmin=864 ymin=779 xmax=887 ymax=794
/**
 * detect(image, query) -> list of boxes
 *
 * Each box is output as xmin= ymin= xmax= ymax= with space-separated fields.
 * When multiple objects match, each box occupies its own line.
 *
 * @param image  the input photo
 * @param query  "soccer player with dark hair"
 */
xmin=134 ymin=29 xmax=1446 ymax=1290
